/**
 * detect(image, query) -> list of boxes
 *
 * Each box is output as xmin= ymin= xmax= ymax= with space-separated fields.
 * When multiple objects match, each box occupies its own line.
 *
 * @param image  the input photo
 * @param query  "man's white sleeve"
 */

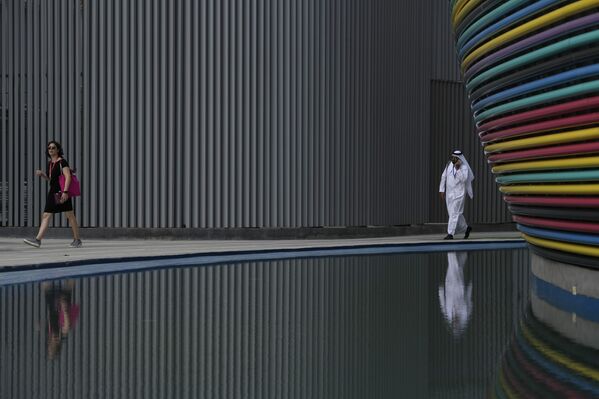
xmin=456 ymin=168 xmax=469 ymax=183
xmin=439 ymin=166 xmax=448 ymax=193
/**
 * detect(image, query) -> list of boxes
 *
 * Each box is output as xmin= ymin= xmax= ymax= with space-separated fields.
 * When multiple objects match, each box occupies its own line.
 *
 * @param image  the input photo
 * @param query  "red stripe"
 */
xmin=512 ymin=341 xmax=579 ymax=398
xmin=514 ymin=215 xmax=599 ymax=233
xmin=504 ymin=195 xmax=599 ymax=207
xmin=488 ymin=141 xmax=599 ymax=163
xmin=503 ymin=362 xmax=532 ymax=398
xmin=480 ymin=113 xmax=599 ymax=143
xmin=477 ymin=96 xmax=599 ymax=134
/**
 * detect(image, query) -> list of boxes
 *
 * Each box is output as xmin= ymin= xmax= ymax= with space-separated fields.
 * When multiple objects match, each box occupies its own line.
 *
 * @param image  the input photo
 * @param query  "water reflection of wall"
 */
xmin=429 ymin=250 xmax=530 ymax=399
xmin=1 ymin=255 xmax=432 ymax=399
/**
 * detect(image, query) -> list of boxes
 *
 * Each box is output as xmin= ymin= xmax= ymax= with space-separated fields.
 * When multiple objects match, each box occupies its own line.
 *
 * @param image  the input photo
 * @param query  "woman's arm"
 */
xmin=35 ymin=169 xmax=50 ymax=181
xmin=62 ymin=166 xmax=72 ymax=192
xmin=60 ymin=167 xmax=72 ymax=203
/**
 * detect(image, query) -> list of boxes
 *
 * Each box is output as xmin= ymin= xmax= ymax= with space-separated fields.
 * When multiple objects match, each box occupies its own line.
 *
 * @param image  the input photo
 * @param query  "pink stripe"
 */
xmin=477 ymin=96 xmax=599 ymax=133
xmin=514 ymin=215 xmax=599 ymax=233
xmin=504 ymin=195 xmax=599 ymax=207
xmin=481 ymin=113 xmax=599 ymax=143
xmin=488 ymin=141 xmax=599 ymax=163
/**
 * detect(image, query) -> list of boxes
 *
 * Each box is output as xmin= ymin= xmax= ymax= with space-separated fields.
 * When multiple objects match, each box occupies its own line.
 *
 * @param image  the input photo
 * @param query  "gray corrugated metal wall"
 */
xmin=0 ymin=251 xmax=529 ymax=398
xmin=0 ymin=0 xmax=505 ymax=229
xmin=430 ymin=0 xmax=461 ymax=82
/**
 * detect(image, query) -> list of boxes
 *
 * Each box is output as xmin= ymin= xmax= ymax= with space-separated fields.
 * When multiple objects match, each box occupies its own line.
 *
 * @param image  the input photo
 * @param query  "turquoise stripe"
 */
xmin=466 ymin=30 xmax=599 ymax=91
xmin=458 ymin=0 xmax=558 ymax=59
xmin=475 ymin=79 xmax=599 ymax=123
xmin=457 ymin=0 xmax=527 ymax=49
xmin=496 ymin=169 xmax=599 ymax=184
xmin=473 ymin=63 xmax=599 ymax=112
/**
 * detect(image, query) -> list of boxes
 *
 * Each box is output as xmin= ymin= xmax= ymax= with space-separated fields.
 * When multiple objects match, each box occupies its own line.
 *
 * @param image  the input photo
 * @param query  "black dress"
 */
xmin=43 ymin=158 xmax=74 ymax=213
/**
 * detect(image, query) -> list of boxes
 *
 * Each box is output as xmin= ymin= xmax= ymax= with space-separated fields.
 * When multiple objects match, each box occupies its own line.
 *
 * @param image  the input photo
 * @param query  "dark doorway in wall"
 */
xmin=429 ymin=80 xmax=509 ymax=225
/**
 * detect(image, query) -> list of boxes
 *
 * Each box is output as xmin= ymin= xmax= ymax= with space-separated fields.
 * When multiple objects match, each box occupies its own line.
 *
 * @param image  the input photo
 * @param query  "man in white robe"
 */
xmin=439 ymin=150 xmax=474 ymax=240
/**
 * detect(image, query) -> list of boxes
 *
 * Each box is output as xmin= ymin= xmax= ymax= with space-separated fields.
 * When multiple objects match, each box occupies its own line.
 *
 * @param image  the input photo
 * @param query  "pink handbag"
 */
xmin=59 ymin=170 xmax=81 ymax=197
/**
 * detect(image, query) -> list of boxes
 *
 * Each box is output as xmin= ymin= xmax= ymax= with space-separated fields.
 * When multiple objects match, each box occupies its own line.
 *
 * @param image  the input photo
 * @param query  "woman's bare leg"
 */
xmin=36 ymin=213 xmax=53 ymax=240
xmin=65 ymin=211 xmax=80 ymax=240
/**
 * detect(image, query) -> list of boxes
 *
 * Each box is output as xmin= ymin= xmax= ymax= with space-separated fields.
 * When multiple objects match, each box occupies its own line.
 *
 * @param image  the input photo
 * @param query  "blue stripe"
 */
xmin=456 ymin=0 xmax=525 ymax=49
xmin=459 ymin=0 xmax=558 ymax=59
xmin=473 ymin=63 xmax=599 ymax=112
xmin=517 ymin=224 xmax=599 ymax=246
xmin=532 ymin=274 xmax=599 ymax=323
xmin=0 ymin=240 xmax=525 ymax=286
xmin=516 ymin=332 xmax=599 ymax=394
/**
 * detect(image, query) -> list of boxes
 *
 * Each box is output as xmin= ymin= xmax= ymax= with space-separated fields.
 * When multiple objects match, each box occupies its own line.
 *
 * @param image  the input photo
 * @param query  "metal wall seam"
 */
xmin=0 ymin=0 xmax=4 ymax=226
xmin=7 ymin=0 xmax=13 ymax=226
xmin=146 ymin=0 xmax=154 ymax=228
xmin=112 ymin=0 xmax=120 ymax=227
xmin=24 ymin=1 xmax=31 ymax=228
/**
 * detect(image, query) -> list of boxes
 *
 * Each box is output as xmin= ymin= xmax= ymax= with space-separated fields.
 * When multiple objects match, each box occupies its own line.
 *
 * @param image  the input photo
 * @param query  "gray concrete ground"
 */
xmin=1 ymin=231 xmax=522 ymax=269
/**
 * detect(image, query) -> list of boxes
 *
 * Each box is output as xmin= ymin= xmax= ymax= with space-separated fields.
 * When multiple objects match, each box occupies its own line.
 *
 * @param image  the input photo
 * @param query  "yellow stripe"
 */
xmin=462 ymin=0 xmax=599 ymax=70
xmin=492 ymin=156 xmax=599 ymax=173
xmin=522 ymin=324 xmax=599 ymax=381
xmin=452 ymin=0 xmax=470 ymax=20
xmin=453 ymin=0 xmax=481 ymax=26
xmin=484 ymin=128 xmax=599 ymax=153
xmin=522 ymin=233 xmax=599 ymax=257
xmin=499 ymin=184 xmax=599 ymax=194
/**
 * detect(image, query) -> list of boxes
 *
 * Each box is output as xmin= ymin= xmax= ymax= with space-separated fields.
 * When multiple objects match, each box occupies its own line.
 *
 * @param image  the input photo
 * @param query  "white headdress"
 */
xmin=451 ymin=150 xmax=474 ymax=199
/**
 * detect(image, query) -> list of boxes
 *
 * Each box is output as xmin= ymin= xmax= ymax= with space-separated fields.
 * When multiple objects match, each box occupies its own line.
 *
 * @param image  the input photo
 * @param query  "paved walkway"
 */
xmin=1 ymin=231 xmax=522 ymax=269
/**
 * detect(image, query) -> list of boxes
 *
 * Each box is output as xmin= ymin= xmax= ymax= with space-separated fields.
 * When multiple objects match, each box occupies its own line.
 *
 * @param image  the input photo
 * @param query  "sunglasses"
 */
xmin=48 ymin=146 xmax=57 ymax=150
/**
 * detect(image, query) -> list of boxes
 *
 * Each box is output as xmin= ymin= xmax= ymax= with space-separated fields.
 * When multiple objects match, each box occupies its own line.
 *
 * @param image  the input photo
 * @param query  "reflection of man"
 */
xmin=438 ymin=252 xmax=472 ymax=337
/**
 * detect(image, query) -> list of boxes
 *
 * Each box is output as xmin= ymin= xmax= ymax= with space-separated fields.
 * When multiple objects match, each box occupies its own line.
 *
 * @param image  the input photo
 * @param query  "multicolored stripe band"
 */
xmin=451 ymin=0 xmax=599 ymax=266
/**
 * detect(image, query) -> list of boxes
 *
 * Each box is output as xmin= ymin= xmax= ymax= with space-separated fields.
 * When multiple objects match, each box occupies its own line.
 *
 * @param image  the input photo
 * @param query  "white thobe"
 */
xmin=439 ymin=163 xmax=469 ymax=235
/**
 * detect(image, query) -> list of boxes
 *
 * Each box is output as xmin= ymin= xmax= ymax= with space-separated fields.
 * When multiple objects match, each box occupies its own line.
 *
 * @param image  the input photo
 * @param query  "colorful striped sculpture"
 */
xmin=451 ymin=0 xmax=599 ymax=267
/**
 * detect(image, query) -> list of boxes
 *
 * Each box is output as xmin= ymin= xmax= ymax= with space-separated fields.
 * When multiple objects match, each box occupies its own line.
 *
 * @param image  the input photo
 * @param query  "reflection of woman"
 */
xmin=43 ymin=281 xmax=80 ymax=360
xmin=438 ymin=252 xmax=472 ymax=337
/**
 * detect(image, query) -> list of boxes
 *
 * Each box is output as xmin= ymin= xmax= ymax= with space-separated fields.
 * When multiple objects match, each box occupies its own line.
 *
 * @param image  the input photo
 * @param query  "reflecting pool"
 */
xmin=0 ymin=249 xmax=561 ymax=398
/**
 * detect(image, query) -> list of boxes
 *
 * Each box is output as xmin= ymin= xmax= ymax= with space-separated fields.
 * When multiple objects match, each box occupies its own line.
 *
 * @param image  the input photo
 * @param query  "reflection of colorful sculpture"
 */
xmin=451 ymin=0 xmax=599 ymax=266
xmin=492 ymin=253 xmax=599 ymax=397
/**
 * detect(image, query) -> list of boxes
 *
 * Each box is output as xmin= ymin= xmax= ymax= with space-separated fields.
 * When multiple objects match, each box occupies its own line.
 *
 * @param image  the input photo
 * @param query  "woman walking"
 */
xmin=24 ymin=140 xmax=82 ymax=248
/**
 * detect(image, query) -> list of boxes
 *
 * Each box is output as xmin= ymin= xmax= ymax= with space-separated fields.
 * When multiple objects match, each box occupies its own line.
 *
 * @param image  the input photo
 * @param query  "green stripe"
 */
xmin=475 ymin=79 xmax=599 ymax=122
xmin=467 ymin=30 xmax=599 ymax=91
xmin=457 ymin=0 xmax=527 ymax=49
xmin=496 ymin=169 xmax=599 ymax=184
